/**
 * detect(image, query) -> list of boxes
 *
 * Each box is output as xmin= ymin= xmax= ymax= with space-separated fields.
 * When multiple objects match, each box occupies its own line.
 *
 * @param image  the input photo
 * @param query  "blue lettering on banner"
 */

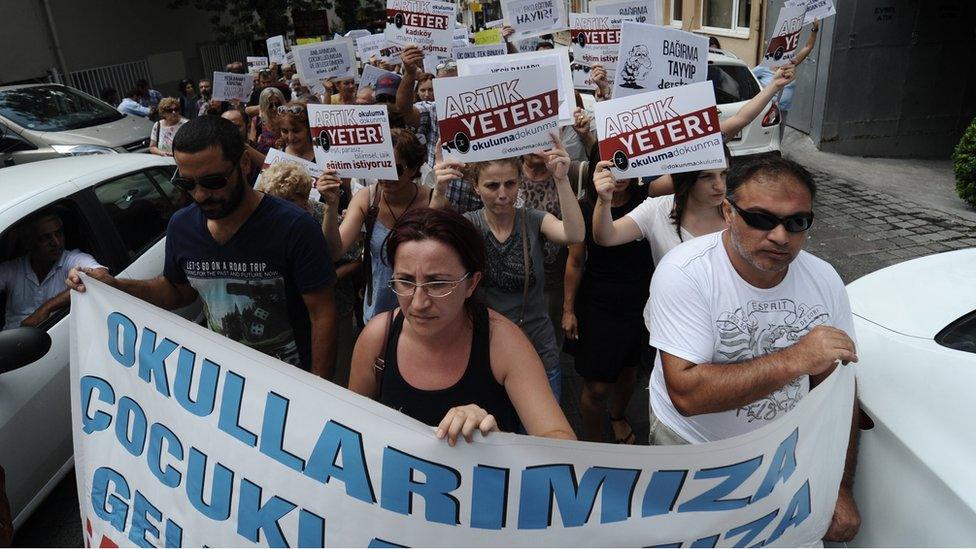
xmin=148 ymin=423 xmax=184 ymax=488
xmin=237 ymin=478 xmax=297 ymax=546
xmin=174 ymin=348 xmax=220 ymax=417
xmin=137 ymin=328 xmax=176 ymax=397
xmin=767 ymin=480 xmax=811 ymax=544
xmin=677 ymin=456 xmax=763 ymax=512
xmin=217 ymin=371 xmax=259 ymax=447
xmin=471 ymin=465 xmax=509 ymax=529
xmin=298 ymin=509 xmax=327 ymax=548
xmin=380 ymin=447 xmax=461 ymax=525
xmin=92 ymin=467 xmax=130 ymax=532
xmin=518 ymin=465 xmax=641 ymax=528
xmin=368 ymin=538 xmax=409 ymax=547
xmin=116 ymin=396 xmax=148 ymax=457
xmin=304 ymin=420 xmax=376 ymax=504
xmin=186 ymin=447 xmax=234 ymax=521
xmin=130 ymin=490 xmax=165 ymax=547
xmin=260 ymin=392 xmax=306 ymax=472
xmin=80 ymin=375 xmax=115 ymax=434
xmin=723 ymin=508 xmax=779 ymax=547
xmin=690 ymin=534 xmax=719 ymax=547
xmin=641 ymin=470 xmax=688 ymax=517
xmin=107 ymin=312 xmax=137 ymax=367
xmin=752 ymin=428 xmax=798 ymax=503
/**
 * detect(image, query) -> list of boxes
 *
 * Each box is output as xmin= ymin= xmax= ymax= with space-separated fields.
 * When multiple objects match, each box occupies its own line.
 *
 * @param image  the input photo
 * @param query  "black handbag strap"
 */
xmin=362 ymin=184 xmax=382 ymax=306
xmin=518 ymin=208 xmax=530 ymax=326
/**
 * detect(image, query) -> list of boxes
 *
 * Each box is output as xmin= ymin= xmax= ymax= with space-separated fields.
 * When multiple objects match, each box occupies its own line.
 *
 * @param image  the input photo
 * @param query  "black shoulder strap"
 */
xmin=362 ymin=184 xmax=383 ymax=306
xmin=372 ymin=309 xmax=398 ymax=397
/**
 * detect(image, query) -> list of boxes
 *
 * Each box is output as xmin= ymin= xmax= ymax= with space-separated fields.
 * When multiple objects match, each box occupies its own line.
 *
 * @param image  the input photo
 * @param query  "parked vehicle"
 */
xmin=848 ymin=248 xmax=976 ymax=546
xmin=0 ymin=154 xmax=200 ymax=532
xmin=0 ymin=84 xmax=152 ymax=168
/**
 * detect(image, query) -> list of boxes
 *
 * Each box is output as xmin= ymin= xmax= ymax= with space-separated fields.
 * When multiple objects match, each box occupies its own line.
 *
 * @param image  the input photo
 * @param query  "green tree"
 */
xmin=953 ymin=117 xmax=976 ymax=207
xmin=168 ymin=0 xmax=362 ymax=43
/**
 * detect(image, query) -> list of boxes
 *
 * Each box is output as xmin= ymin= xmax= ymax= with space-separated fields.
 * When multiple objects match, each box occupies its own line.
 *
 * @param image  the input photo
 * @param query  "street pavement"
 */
xmin=12 ymin=143 xmax=976 ymax=547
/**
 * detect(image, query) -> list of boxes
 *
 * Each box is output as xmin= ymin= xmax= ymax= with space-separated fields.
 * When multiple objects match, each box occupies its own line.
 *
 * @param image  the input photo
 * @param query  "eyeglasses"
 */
xmin=277 ymin=105 xmax=306 ymax=116
xmin=388 ymin=273 xmax=471 ymax=298
xmin=727 ymin=198 xmax=814 ymax=233
xmin=170 ymin=163 xmax=239 ymax=192
xmin=161 ymin=107 xmax=179 ymax=113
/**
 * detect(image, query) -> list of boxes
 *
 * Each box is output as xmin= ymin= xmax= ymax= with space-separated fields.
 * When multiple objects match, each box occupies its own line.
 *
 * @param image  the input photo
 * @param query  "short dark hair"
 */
xmin=726 ymin=154 xmax=816 ymax=201
xmin=172 ymin=115 xmax=245 ymax=163
xmin=135 ymin=78 xmax=150 ymax=88
xmin=390 ymin=127 xmax=426 ymax=174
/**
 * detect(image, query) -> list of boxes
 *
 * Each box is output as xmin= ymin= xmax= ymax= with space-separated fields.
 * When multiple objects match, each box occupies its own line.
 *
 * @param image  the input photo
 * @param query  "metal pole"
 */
xmin=41 ymin=0 xmax=70 ymax=85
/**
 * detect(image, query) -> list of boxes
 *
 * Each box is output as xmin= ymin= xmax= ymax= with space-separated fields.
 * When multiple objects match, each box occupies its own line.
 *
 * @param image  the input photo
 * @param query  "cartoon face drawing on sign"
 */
xmin=619 ymin=44 xmax=651 ymax=89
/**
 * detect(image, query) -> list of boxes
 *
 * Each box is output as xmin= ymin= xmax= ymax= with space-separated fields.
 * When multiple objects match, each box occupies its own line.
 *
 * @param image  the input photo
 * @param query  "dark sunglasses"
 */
xmin=161 ymin=107 xmax=179 ymax=113
xmin=171 ymin=163 xmax=238 ymax=192
xmin=276 ymin=105 xmax=306 ymax=116
xmin=728 ymin=198 xmax=814 ymax=233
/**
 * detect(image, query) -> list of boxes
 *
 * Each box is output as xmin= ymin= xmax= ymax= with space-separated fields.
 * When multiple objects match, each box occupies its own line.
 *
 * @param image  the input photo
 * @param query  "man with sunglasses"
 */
xmin=67 ymin=116 xmax=338 ymax=380
xmin=645 ymin=155 xmax=861 ymax=542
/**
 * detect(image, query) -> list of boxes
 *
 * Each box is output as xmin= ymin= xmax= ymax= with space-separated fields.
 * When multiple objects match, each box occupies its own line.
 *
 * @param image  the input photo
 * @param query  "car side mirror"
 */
xmin=0 ymin=327 xmax=52 ymax=374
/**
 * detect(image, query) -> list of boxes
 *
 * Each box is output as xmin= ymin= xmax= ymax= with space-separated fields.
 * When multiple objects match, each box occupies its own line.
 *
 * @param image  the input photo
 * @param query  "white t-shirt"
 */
xmin=646 ymin=231 xmax=855 ymax=444
xmin=626 ymin=194 xmax=695 ymax=265
xmin=151 ymin=118 xmax=188 ymax=153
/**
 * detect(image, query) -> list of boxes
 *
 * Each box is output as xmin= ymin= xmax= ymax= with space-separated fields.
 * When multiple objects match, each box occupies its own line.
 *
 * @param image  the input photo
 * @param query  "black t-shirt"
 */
xmin=163 ymin=195 xmax=336 ymax=370
xmin=580 ymin=193 xmax=654 ymax=286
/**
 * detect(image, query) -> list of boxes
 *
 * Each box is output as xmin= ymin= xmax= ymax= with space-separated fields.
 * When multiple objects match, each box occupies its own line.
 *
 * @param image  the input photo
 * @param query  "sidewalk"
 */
xmin=781 ymin=128 xmax=976 ymax=224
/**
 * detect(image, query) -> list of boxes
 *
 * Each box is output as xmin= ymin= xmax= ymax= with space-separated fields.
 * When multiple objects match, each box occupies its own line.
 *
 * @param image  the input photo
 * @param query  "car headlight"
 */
xmin=51 ymin=144 xmax=119 ymax=156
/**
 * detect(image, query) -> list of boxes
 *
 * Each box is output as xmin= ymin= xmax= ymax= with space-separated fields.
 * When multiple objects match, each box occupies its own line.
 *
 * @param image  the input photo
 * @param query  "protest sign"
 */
xmin=792 ymin=0 xmax=835 ymax=25
xmin=266 ymin=36 xmax=287 ymax=65
xmin=211 ymin=71 xmax=254 ymax=102
xmin=71 ymin=276 xmax=852 ymax=547
xmin=246 ymin=56 xmax=269 ymax=73
xmin=453 ymin=25 xmax=470 ymax=45
xmin=296 ymin=37 xmax=320 ymax=45
xmin=611 ymin=21 xmax=708 ymax=99
xmin=457 ymin=48 xmax=574 ymax=124
xmin=307 ymin=104 xmax=398 ymax=180
xmin=485 ymin=17 xmax=504 ymax=28
xmin=474 ymin=27 xmax=503 ymax=44
xmin=284 ymin=50 xmax=294 ymax=67
xmin=384 ymin=0 xmax=456 ymax=57
xmin=345 ymin=28 xmax=373 ymax=41
xmin=501 ymin=0 xmax=568 ymax=40
xmin=423 ymin=55 xmax=444 ymax=74
xmin=292 ymin=38 xmax=357 ymax=94
xmin=358 ymin=64 xmax=403 ymax=101
xmin=260 ymin=148 xmax=325 ymax=185
xmin=355 ymin=33 xmax=386 ymax=61
xmin=454 ymin=43 xmax=508 ymax=60
xmin=595 ymin=80 xmax=725 ymax=178
xmin=590 ymin=0 xmax=662 ymax=24
xmin=761 ymin=3 xmax=807 ymax=67
xmin=433 ymin=66 xmax=560 ymax=161
xmin=569 ymin=14 xmax=631 ymax=90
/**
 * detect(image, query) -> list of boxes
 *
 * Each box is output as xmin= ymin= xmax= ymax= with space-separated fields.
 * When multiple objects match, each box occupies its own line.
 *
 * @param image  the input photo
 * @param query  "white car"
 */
xmin=847 ymin=248 xmax=976 ymax=546
xmin=0 ymin=154 xmax=200 ymax=531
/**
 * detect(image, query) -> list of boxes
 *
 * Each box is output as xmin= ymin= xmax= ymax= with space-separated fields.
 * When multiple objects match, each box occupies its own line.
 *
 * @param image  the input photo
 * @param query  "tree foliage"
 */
xmin=953 ymin=117 xmax=976 ymax=207
xmin=168 ymin=0 xmax=361 ymax=43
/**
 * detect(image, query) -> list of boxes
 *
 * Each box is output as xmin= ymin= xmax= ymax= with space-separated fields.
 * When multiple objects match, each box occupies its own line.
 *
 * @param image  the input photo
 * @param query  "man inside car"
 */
xmin=0 ymin=210 xmax=106 ymax=330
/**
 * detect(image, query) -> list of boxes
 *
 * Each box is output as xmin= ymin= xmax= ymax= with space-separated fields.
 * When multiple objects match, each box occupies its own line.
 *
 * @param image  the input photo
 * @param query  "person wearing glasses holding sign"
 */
xmin=67 ymin=116 xmax=339 ymax=380
xmin=348 ymin=208 xmax=576 ymax=445
xmin=642 ymin=155 xmax=861 ymax=542
xmin=148 ymin=97 xmax=188 ymax=157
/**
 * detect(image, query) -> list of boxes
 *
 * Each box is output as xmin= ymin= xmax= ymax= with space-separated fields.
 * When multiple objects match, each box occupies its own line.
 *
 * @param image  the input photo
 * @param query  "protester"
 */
xmin=135 ymin=78 xmax=162 ymax=109
xmin=252 ymin=87 xmax=286 ymax=154
xmin=282 ymin=63 xmax=296 ymax=81
xmin=0 ymin=209 xmax=105 ymax=329
xmin=99 ymin=87 xmax=120 ymax=108
xmin=196 ymin=79 xmax=213 ymax=115
xmin=415 ymin=72 xmax=435 ymax=102
xmin=226 ymin=61 xmax=246 ymax=74
xmin=148 ymin=97 xmax=188 ymax=157
xmin=325 ymin=77 xmax=357 ymax=105
xmin=645 ymin=154 xmax=860 ymax=541
xmin=754 ymin=20 xmax=820 ymax=140
xmin=248 ymin=69 xmax=291 ymax=107
xmin=348 ymin=207 xmax=576 ymax=444
xmin=275 ymin=102 xmax=315 ymax=161
xmin=289 ymin=75 xmax=319 ymax=103
xmin=67 ymin=116 xmax=339 ymax=379
xmin=563 ymin=146 xmax=653 ymax=443
xmin=356 ymin=86 xmax=376 ymax=105
xmin=177 ymin=79 xmax=199 ymax=119
xmin=220 ymin=108 xmax=265 ymax=184
xmin=316 ymin=128 xmax=433 ymax=324
xmin=116 ymin=88 xmax=152 ymax=118
xmin=433 ymin=133 xmax=586 ymax=401
xmin=374 ymin=74 xmax=399 ymax=104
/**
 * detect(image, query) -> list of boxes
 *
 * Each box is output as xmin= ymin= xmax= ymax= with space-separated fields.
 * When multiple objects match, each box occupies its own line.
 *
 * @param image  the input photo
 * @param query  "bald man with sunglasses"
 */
xmin=645 ymin=155 xmax=861 ymax=542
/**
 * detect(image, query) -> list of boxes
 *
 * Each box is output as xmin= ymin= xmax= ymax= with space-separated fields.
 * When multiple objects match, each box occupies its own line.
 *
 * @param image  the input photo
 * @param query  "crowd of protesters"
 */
xmin=62 ymin=17 xmax=861 ymax=542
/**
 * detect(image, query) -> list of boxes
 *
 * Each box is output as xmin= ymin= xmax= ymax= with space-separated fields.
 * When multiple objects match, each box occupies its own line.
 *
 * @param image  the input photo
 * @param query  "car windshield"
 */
xmin=0 ymin=85 xmax=123 ymax=132
xmin=936 ymin=311 xmax=976 ymax=354
xmin=707 ymin=64 xmax=761 ymax=105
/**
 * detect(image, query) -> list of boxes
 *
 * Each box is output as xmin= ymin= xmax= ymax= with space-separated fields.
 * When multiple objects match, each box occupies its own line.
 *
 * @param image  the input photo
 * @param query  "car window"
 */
xmin=94 ymin=171 xmax=176 ymax=263
xmin=936 ymin=311 xmax=976 ymax=354
xmin=707 ymin=64 xmax=761 ymax=105
xmin=146 ymin=166 xmax=192 ymax=211
xmin=0 ymin=85 xmax=123 ymax=132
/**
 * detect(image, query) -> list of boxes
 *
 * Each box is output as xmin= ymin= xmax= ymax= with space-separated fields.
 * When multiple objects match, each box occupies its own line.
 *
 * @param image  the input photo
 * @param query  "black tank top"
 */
xmin=379 ymin=306 xmax=520 ymax=433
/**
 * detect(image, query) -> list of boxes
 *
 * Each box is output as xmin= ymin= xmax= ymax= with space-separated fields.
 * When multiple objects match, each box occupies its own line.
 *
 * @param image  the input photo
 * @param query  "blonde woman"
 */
xmin=253 ymin=87 xmax=286 ymax=154
xmin=148 ymin=97 xmax=187 ymax=156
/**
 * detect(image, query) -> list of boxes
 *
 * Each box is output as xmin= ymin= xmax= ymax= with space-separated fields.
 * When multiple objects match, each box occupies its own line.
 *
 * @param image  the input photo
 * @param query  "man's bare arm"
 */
xmin=67 ymin=267 xmax=197 ymax=310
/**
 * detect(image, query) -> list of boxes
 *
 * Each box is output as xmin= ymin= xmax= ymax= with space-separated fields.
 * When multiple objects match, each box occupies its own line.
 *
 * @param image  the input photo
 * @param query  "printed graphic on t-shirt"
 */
xmin=482 ymin=229 xmax=537 ymax=292
xmin=184 ymin=260 xmax=300 ymax=366
xmin=716 ymin=298 xmax=830 ymax=422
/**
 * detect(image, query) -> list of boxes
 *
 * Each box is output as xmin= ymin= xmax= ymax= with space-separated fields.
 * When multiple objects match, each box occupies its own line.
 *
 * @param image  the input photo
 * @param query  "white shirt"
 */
xmin=117 ymin=98 xmax=150 ymax=117
xmin=0 ymin=249 xmax=103 ymax=329
xmin=626 ymin=194 xmax=695 ymax=265
xmin=645 ymin=231 xmax=855 ymax=443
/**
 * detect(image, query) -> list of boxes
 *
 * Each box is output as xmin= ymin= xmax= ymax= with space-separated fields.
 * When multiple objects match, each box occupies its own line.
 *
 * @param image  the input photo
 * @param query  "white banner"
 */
xmin=612 ymin=21 xmax=708 ymax=99
xmin=595 ymin=80 xmax=726 ymax=177
xmin=356 ymin=33 xmax=387 ymax=62
xmin=453 ymin=25 xmax=471 ymax=45
xmin=211 ymin=71 xmax=254 ymax=102
xmin=485 ymin=18 xmax=504 ymax=28
xmin=71 ymin=277 xmax=852 ymax=547
xmin=457 ymin=48 xmax=574 ymax=125
xmin=794 ymin=0 xmax=835 ymax=25
xmin=261 ymin=147 xmax=325 ymax=180
xmin=569 ymin=14 xmax=632 ymax=90
xmin=589 ymin=0 xmax=662 ymax=25
xmin=454 ymin=43 xmax=508 ymax=60
xmin=385 ymin=0 xmax=457 ymax=57
xmin=761 ymin=4 xmax=807 ymax=67
xmin=308 ymin=104 xmax=398 ymax=180
xmin=246 ymin=56 xmax=270 ymax=73
xmin=434 ymin=66 xmax=561 ymax=161
xmin=293 ymin=38 xmax=357 ymax=94
xmin=267 ymin=36 xmax=287 ymax=65
xmin=501 ymin=0 xmax=569 ymax=40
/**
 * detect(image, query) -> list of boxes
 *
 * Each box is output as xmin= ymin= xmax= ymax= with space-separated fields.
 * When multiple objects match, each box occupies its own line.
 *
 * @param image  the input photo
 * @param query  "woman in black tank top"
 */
xmin=348 ymin=208 xmax=575 ymax=445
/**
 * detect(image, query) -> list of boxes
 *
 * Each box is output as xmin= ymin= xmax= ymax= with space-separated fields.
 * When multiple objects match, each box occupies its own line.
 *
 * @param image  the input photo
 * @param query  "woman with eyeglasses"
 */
xmin=148 ymin=97 xmax=188 ymax=157
xmin=253 ymin=87 xmax=287 ymax=155
xmin=432 ymin=132 xmax=585 ymax=402
xmin=348 ymin=207 xmax=576 ymax=445
xmin=316 ymin=128 xmax=437 ymax=324
xmin=275 ymin=102 xmax=315 ymax=162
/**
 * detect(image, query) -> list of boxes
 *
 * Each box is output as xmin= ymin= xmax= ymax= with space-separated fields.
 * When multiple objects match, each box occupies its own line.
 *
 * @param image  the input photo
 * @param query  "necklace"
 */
xmin=383 ymin=183 xmax=420 ymax=225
